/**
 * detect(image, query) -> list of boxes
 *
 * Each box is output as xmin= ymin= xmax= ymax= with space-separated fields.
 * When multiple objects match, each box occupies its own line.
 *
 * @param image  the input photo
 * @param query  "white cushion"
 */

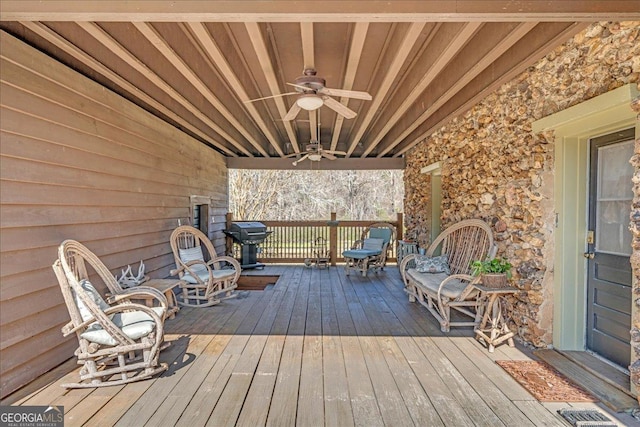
xmin=80 ymin=307 xmax=164 ymax=346
xmin=179 ymin=246 xmax=208 ymax=274
xmin=74 ymin=279 xmax=109 ymax=322
xmin=182 ymin=268 xmax=236 ymax=284
xmin=406 ymin=269 xmax=475 ymax=300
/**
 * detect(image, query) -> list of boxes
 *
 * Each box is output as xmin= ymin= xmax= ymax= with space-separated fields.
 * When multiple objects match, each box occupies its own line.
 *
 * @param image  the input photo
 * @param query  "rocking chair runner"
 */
xmin=53 ymin=243 xmax=168 ymax=388
xmin=169 ymin=226 xmax=240 ymax=307
xmin=400 ymin=219 xmax=496 ymax=332
xmin=343 ymin=222 xmax=396 ymax=276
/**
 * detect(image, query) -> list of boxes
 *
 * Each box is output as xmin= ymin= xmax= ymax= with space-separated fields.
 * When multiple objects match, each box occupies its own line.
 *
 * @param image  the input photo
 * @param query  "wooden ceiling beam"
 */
xmin=4 ymin=1 xmax=639 ymax=21
xmin=245 ymin=22 xmax=300 ymax=154
xmin=77 ymin=21 xmax=253 ymax=156
xmin=134 ymin=22 xmax=270 ymax=157
xmin=360 ymin=21 xmax=481 ymax=157
xmin=187 ymin=22 xmax=285 ymax=157
xmin=391 ymin=22 xmax=589 ymax=156
xmin=376 ymin=21 xmax=537 ymax=157
xmin=17 ymin=21 xmax=237 ymax=157
xmin=300 ymin=22 xmax=317 ymax=141
xmin=345 ymin=22 xmax=426 ymax=157
xmin=329 ymin=22 xmax=368 ymax=152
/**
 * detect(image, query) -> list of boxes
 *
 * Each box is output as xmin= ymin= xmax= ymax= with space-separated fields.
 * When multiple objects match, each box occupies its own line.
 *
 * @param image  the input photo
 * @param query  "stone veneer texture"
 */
xmin=404 ymin=21 xmax=639 ymax=351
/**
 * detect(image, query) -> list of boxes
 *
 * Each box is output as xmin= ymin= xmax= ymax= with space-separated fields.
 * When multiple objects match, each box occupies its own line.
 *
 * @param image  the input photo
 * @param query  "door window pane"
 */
xmin=596 ymin=140 xmax=633 ymax=256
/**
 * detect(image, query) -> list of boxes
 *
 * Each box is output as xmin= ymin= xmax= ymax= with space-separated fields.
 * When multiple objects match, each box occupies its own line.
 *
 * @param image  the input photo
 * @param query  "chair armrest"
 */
xmin=106 ymin=287 xmax=168 ymax=310
xmin=437 ymin=274 xmax=478 ymax=301
xmin=351 ymin=239 xmax=364 ymax=250
xmin=399 ymin=253 xmax=419 ymax=283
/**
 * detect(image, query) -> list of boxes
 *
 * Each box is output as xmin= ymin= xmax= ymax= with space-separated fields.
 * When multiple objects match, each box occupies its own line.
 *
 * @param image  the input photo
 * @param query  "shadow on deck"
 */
xmin=2 ymin=265 xmax=636 ymax=426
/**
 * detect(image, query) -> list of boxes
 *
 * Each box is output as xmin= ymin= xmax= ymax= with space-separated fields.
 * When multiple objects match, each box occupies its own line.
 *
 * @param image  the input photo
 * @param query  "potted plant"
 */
xmin=471 ymin=257 xmax=512 ymax=288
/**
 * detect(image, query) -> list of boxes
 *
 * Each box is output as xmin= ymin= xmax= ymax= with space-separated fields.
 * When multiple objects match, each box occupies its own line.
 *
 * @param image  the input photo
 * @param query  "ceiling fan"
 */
xmin=246 ymin=68 xmax=372 ymax=121
xmin=285 ymin=140 xmax=347 ymax=166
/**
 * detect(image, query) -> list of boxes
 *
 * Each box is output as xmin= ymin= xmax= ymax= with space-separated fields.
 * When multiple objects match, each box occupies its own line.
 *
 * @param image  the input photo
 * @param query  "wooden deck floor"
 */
xmin=4 ymin=266 xmax=636 ymax=426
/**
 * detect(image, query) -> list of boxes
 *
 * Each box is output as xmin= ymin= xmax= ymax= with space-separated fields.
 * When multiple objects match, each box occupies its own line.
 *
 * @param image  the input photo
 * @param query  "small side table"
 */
xmin=142 ymin=279 xmax=184 ymax=319
xmin=473 ymin=284 xmax=518 ymax=352
xmin=397 ymin=240 xmax=418 ymax=266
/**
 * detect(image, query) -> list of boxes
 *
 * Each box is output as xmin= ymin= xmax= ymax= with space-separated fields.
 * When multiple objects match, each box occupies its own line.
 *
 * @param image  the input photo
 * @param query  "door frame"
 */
xmin=533 ymin=84 xmax=639 ymax=371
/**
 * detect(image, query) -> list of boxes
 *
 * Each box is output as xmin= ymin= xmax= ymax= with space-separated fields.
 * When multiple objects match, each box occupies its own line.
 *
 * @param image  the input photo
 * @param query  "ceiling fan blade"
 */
xmin=319 ymin=87 xmax=372 ymax=100
xmin=321 ymin=152 xmax=337 ymax=160
xmin=324 ymin=150 xmax=347 ymax=156
xmin=322 ymin=96 xmax=357 ymax=119
xmin=283 ymin=152 xmax=303 ymax=158
xmin=244 ymin=92 xmax=297 ymax=103
xmin=292 ymin=153 xmax=310 ymax=166
xmin=283 ymin=103 xmax=302 ymax=121
xmin=286 ymin=82 xmax=312 ymax=92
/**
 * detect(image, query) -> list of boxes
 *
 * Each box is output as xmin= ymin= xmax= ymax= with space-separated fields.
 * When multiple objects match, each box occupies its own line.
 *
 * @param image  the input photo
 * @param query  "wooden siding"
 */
xmin=0 ymin=31 xmax=229 ymax=397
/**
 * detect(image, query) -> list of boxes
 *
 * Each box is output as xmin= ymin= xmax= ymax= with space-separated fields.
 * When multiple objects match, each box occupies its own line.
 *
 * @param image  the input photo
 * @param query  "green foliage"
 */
xmin=471 ymin=257 xmax=512 ymax=278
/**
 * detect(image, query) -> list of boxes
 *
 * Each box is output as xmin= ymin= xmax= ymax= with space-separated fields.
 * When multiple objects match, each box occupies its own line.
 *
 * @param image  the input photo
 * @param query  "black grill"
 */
xmin=225 ymin=221 xmax=271 ymax=269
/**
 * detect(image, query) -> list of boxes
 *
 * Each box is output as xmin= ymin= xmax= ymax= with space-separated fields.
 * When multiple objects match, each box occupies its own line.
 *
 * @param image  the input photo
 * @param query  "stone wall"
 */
xmin=404 ymin=21 xmax=639 ymax=347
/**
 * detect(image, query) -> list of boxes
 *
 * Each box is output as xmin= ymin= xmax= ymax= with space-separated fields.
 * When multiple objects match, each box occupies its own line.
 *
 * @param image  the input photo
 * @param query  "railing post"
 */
xmin=330 ymin=212 xmax=338 ymax=266
xmin=396 ymin=212 xmax=404 ymax=242
xmin=225 ymin=212 xmax=233 ymax=256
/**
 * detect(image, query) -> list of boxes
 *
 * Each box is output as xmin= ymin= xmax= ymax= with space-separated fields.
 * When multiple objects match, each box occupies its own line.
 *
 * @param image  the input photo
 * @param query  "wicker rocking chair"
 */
xmin=53 ymin=241 xmax=168 ymax=388
xmin=400 ymin=219 xmax=496 ymax=332
xmin=57 ymin=240 xmax=169 ymax=315
xmin=343 ymin=222 xmax=396 ymax=277
xmin=169 ymin=226 xmax=240 ymax=307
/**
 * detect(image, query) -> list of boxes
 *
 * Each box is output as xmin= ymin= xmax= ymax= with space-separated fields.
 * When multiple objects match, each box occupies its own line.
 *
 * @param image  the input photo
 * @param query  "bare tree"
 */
xmin=229 ymin=169 xmax=404 ymax=220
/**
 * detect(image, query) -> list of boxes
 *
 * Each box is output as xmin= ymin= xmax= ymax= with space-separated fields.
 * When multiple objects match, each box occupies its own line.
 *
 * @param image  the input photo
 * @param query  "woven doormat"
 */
xmin=496 ymin=360 xmax=597 ymax=402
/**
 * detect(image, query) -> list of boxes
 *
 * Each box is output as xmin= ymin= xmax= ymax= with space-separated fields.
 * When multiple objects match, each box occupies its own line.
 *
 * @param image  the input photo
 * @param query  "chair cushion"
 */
xmin=182 ymin=268 xmax=236 ymax=284
xmin=80 ymin=307 xmax=164 ymax=346
xmin=362 ymin=238 xmax=384 ymax=251
xmin=343 ymin=249 xmax=382 ymax=259
xmin=415 ymin=254 xmax=451 ymax=275
xmin=178 ymin=246 xmax=208 ymax=274
xmin=406 ymin=269 xmax=474 ymax=300
xmin=75 ymin=279 xmax=110 ymax=322
xmin=369 ymin=228 xmax=392 ymax=244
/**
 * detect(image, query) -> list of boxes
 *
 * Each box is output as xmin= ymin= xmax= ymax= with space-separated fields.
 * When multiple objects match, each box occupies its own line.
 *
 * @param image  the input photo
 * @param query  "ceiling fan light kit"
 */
xmin=246 ymin=68 xmax=371 ymax=122
xmin=296 ymin=94 xmax=324 ymax=110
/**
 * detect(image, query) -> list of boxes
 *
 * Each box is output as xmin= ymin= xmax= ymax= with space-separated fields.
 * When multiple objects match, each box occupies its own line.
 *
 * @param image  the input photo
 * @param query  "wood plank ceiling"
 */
xmin=1 ymin=2 xmax=638 ymax=169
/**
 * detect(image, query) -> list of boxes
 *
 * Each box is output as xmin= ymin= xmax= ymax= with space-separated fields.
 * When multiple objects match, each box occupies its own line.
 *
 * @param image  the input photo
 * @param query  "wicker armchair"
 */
xmin=170 ymin=226 xmax=240 ymax=307
xmin=53 ymin=241 xmax=168 ymax=388
xmin=400 ymin=219 xmax=496 ymax=332
xmin=343 ymin=222 xmax=396 ymax=277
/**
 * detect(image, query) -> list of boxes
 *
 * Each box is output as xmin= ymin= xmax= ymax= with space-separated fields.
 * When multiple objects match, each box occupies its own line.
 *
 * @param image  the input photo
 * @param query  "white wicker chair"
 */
xmin=54 ymin=241 xmax=168 ymax=388
xmin=170 ymin=226 xmax=240 ymax=307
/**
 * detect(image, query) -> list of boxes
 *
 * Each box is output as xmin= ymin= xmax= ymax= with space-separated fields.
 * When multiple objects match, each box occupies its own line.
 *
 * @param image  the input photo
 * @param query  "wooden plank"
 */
xmin=330 ymin=269 xmax=384 ymax=427
xmin=265 ymin=266 xmax=311 ymax=425
xmin=234 ymin=268 xmax=301 ymax=426
xmin=296 ymin=266 xmax=325 ymax=425
xmin=535 ymin=349 xmax=639 ymax=412
xmin=562 ymin=350 xmax=631 ymax=395
xmin=320 ymin=269 xmax=355 ymax=427
xmin=351 ymin=275 xmax=445 ymax=426
xmin=340 ymin=274 xmax=415 ymax=426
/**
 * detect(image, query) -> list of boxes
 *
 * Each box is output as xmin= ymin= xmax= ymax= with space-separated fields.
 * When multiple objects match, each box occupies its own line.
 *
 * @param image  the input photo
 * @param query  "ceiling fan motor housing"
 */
xmin=295 ymin=68 xmax=326 ymax=92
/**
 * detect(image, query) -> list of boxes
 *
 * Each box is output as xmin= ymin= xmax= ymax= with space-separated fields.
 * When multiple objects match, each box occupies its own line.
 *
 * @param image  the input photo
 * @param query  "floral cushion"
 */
xmin=415 ymin=254 xmax=451 ymax=275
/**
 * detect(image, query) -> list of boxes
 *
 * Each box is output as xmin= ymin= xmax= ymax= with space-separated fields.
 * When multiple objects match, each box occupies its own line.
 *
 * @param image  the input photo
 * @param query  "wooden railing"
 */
xmin=226 ymin=213 xmax=403 ymax=265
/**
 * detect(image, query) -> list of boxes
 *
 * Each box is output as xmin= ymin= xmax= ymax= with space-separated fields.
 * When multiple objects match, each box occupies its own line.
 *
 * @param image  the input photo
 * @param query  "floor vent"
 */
xmin=557 ymin=409 xmax=616 ymax=426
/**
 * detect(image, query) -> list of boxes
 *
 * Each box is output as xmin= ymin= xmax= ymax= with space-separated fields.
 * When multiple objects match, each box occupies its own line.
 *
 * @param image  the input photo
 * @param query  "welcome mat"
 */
xmin=496 ymin=360 xmax=597 ymax=402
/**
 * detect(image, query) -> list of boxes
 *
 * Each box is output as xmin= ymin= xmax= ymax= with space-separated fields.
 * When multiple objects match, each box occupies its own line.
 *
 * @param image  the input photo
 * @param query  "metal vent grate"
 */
xmin=558 ymin=409 xmax=616 ymax=426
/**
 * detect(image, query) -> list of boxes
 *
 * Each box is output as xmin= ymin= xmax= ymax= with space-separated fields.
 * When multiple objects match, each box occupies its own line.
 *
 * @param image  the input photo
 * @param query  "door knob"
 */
xmin=583 ymin=252 xmax=595 ymax=259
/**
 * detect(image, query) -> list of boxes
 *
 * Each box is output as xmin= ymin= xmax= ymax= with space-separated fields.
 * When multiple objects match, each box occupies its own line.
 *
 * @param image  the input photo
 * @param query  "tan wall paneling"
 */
xmin=0 ymin=31 xmax=229 ymax=397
